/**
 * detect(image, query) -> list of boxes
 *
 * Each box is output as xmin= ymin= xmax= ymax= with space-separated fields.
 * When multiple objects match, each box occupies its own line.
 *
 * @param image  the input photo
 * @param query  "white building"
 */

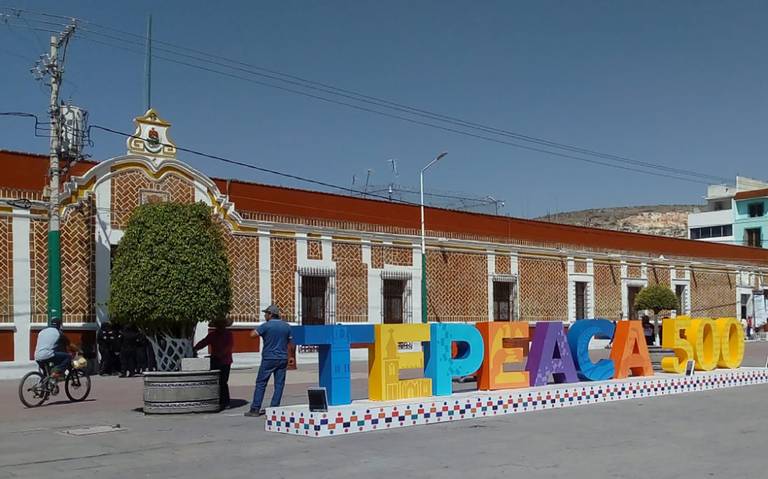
xmin=687 ymin=176 xmax=768 ymax=244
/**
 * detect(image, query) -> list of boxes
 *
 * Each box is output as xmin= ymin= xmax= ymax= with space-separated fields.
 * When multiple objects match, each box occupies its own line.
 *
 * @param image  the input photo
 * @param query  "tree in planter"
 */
xmin=634 ymin=285 xmax=679 ymax=343
xmin=110 ymin=202 xmax=232 ymax=371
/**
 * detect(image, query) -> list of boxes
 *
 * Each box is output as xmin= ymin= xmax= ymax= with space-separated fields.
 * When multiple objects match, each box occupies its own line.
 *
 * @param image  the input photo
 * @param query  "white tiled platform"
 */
xmin=265 ymin=367 xmax=768 ymax=438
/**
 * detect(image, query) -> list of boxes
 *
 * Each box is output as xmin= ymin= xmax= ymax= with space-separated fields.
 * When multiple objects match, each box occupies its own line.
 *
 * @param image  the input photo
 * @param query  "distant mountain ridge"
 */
xmin=535 ymin=204 xmax=699 ymax=238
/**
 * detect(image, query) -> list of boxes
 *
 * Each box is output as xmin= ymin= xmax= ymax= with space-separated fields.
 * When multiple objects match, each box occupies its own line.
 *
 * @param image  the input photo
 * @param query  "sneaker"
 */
xmin=244 ymin=410 xmax=261 ymax=417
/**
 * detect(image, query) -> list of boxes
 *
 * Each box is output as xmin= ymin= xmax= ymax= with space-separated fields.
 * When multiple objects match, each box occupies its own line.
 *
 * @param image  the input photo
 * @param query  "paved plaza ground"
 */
xmin=1 ymin=342 xmax=767 ymax=479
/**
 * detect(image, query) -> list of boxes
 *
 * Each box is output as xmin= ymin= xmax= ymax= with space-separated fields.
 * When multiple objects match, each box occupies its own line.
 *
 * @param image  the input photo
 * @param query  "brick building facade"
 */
xmin=1 ymin=110 xmax=768 ymax=365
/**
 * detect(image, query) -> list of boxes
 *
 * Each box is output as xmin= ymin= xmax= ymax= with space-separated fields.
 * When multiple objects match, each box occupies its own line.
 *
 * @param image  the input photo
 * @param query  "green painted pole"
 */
xmin=47 ymin=230 xmax=62 ymax=322
xmin=421 ymin=253 xmax=428 ymax=323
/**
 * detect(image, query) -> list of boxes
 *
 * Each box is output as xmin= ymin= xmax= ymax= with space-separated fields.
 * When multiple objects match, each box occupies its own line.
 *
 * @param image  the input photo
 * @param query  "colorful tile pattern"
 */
xmin=265 ymin=368 xmax=768 ymax=438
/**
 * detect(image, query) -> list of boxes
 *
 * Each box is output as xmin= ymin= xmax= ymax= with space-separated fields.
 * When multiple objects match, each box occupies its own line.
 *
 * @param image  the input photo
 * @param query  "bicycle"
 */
xmin=18 ymin=356 xmax=92 ymax=408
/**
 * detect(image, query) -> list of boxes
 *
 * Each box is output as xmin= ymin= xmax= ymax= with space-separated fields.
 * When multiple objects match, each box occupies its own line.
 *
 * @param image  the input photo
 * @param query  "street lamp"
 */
xmin=420 ymin=151 xmax=447 ymax=323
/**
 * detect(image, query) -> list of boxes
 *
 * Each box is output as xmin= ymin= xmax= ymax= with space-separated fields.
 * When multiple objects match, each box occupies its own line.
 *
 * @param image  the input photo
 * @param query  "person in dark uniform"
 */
xmin=120 ymin=324 xmax=139 ymax=377
xmin=110 ymin=323 xmax=123 ymax=375
xmin=136 ymin=332 xmax=148 ymax=375
xmin=98 ymin=323 xmax=115 ymax=376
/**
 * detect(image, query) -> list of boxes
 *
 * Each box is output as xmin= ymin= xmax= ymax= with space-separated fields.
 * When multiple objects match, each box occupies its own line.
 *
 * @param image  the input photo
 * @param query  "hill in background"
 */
xmin=535 ymin=204 xmax=700 ymax=238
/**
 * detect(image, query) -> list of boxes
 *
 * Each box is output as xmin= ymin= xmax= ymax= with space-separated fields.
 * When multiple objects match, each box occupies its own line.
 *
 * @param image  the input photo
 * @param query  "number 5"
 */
xmin=661 ymin=316 xmax=693 ymax=374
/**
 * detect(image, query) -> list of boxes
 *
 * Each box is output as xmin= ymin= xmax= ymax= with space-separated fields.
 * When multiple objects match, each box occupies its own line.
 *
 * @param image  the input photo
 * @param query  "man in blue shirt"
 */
xmin=245 ymin=304 xmax=292 ymax=417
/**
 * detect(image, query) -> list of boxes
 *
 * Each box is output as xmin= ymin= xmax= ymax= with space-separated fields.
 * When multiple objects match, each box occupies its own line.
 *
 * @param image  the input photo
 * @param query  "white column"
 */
xmin=94 ymin=178 xmax=111 ymax=326
xmin=12 ymin=209 xmax=31 ymax=362
xmin=487 ymin=252 xmax=495 ymax=321
xmin=363 ymin=241 xmax=380 ymax=324
xmin=412 ymin=247 xmax=423 ymax=323
xmin=258 ymin=232 xmax=272 ymax=313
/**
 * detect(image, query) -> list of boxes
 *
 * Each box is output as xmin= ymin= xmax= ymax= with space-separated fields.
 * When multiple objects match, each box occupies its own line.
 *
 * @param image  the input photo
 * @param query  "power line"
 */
xmin=0 ymin=10 xmax=733 ymax=186
xmin=70 ymin=33 xmax=715 ymax=186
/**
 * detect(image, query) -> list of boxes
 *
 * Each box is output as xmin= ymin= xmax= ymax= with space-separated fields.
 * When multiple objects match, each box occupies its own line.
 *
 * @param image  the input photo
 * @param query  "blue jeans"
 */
xmin=39 ymin=352 xmax=71 ymax=374
xmin=250 ymin=358 xmax=288 ymax=411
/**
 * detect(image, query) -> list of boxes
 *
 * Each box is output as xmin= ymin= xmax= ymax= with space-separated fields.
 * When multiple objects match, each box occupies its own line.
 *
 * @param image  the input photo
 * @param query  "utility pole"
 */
xmin=34 ymin=22 xmax=76 ymax=325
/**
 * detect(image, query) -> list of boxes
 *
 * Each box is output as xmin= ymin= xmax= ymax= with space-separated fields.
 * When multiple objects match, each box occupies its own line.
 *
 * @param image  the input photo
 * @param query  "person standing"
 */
xmin=120 ymin=324 xmax=139 ymax=377
xmin=194 ymin=318 xmax=234 ymax=410
xmin=642 ymin=316 xmax=654 ymax=346
xmin=245 ymin=304 xmax=292 ymax=417
xmin=97 ymin=323 xmax=115 ymax=376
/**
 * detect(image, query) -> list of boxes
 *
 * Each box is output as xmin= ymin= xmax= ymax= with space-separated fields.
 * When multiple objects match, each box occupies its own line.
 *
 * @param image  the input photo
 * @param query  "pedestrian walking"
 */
xmin=194 ymin=318 xmax=234 ymax=410
xmin=245 ymin=304 xmax=292 ymax=417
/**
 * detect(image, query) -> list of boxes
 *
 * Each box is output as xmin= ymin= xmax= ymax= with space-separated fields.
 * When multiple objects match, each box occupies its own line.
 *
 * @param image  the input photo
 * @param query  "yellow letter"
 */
xmin=368 ymin=324 xmax=432 ymax=401
xmin=716 ymin=317 xmax=744 ymax=369
xmin=661 ymin=316 xmax=693 ymax=374
xmin=687 ymin=318 xmax=720 ymax=371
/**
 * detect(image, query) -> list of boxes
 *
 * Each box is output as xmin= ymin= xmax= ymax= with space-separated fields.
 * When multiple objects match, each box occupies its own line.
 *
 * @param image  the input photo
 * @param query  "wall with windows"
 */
xmin=734 ymin=197 xmax=768 ymax=248
xmin=3 ymin=145 xmax=768 ymax=365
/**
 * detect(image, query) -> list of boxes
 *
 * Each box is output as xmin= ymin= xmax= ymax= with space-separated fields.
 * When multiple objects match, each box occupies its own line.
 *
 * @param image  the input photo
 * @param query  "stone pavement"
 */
xmin=0 ymin=342 xmax=766 ymax=479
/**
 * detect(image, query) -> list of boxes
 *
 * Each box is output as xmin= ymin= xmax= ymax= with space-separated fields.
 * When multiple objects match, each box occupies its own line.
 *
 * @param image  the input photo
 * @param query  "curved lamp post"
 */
xmin=420 ymin=151 xmax=448 ymax=323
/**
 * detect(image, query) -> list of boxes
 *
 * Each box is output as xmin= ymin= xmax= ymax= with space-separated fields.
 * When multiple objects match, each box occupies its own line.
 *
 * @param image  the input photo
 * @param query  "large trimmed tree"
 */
xmin=634 ymin=284 xmax=679 ymax=339
xmin=110 ymin=201 xmax=232 ymax=371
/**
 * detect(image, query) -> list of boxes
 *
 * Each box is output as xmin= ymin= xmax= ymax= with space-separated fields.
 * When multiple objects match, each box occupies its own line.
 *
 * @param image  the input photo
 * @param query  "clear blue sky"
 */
xmin=1 ymin=0 xmax=767 ymax=218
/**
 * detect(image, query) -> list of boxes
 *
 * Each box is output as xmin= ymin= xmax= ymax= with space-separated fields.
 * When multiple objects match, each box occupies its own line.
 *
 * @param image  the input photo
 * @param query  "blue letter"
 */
xmin=566 ymin=319 xmax=615 ymax=381
xmin=291 ymin=324 xmax=374 ymax=405
xmin=424 ymin=323 xmax=484 ymax=396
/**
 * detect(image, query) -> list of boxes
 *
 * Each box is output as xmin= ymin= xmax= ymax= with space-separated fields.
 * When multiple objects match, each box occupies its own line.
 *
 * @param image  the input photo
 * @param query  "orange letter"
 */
xmin=610 ymin=320 xmax=653 ymax=379
xmin=476 ymin=322 xmax=529 ymax=390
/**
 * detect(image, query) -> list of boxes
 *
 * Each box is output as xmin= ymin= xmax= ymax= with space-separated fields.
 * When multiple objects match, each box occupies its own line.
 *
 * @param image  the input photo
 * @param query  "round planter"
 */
xmin=143 ymin=370 xmax=220 ymax=414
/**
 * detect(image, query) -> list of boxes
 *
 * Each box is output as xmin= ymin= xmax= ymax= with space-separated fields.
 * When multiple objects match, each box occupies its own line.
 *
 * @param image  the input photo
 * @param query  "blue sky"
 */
xmin=1 ymin=0 xmax=767 ymax=218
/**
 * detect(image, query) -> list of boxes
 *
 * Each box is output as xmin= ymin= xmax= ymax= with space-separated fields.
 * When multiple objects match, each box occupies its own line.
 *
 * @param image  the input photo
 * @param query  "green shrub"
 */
xmin=634 ymin=285 xmax=679 ymax=314
xmin=109 ymin=202 xmax=232 ymax=337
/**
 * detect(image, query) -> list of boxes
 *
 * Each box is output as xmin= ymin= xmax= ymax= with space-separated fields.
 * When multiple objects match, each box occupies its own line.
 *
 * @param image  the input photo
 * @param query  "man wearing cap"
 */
xmin=34 ymin=318 xmax=73 ymax=379
xmin=245 ymin=304 xmax=292 ymax=417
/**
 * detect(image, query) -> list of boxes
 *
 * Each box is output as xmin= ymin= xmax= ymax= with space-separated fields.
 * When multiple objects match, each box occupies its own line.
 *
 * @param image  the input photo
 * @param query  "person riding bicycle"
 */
xmin=34 ymin=318 xmax=73 ymax=379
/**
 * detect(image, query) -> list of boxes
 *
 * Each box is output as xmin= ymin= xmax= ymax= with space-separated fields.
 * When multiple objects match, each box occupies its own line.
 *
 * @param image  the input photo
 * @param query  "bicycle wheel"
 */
xmin=65 ymin=369 xmax=91 ymax=402
xmin=19 ymin=371 xmax=48 ymax=408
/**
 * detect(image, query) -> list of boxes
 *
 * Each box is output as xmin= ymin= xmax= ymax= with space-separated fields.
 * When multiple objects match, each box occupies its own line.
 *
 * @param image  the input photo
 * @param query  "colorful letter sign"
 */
xmin=567 ymin=319 xmax=615 ymax=381
xmin=475 ymin=321 xmax=529 ymax=390
xmin=610 ymin=320 xmax=653 ymax=378
xmin=368 ymin=324 xmax=432 ymax=401
xmin=526 ymin=321 xmax=578 ymax=386
xmin=290 ymin=313 xmax=746 ymax=407
xmin=424 ymin=323 xmax=484 ymax=395
xmin=291 ymin=324 xmax=374 ymax=406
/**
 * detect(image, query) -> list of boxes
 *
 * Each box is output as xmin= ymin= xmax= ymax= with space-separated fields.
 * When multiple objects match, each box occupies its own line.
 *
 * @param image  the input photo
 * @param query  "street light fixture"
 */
xmin=420 ymin=151 xmax=447 ymax=323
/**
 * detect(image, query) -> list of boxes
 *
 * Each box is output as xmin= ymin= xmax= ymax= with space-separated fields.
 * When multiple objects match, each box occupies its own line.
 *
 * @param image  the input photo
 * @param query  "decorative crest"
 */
xmin=127 ymin=108 xmax=176 ymax=160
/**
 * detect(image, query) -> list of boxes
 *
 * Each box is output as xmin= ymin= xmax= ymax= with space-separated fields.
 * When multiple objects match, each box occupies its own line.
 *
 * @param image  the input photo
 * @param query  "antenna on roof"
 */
xmin=363 ymin=169 xmax=373 ymax=198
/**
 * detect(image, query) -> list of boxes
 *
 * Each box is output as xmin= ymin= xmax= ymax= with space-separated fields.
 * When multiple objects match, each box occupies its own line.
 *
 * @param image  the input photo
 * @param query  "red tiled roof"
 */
xmin=0 ymin=150 xmax=97 ymax=190
xmin=3 ymin=150 xmax=768 ymax=265
xmin=734 ymin=188 xmax=768 ymax=201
